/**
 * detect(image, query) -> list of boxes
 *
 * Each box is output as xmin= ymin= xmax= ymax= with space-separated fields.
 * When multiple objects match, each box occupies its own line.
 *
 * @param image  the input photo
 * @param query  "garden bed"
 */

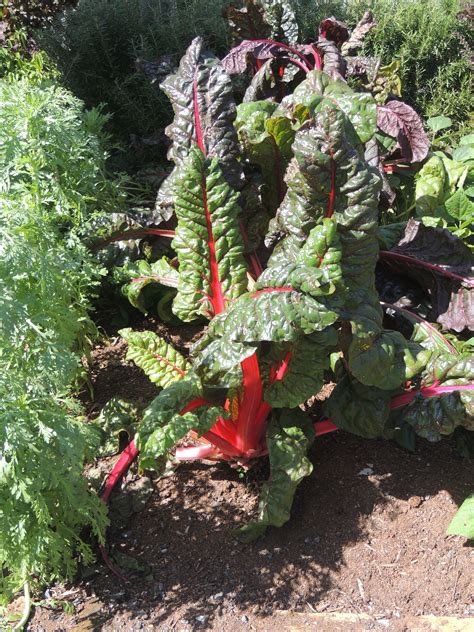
xmin=28 ymin=333 xmax=473 ymax=631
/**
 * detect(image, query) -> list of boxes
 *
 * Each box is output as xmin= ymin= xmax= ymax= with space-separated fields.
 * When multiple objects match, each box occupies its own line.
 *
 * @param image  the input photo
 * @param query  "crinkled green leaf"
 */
xmin=120 ymin=328 xmax=188 ymax=388
xmin=237 ymin=409 xmax=314 ymax=542
xmin=239 ymin=173 xmax=272 ymax=252
xmin=382 ymin=303 xmax=458 ymax=355
xmin=207 ymin=287 xmax=339 ymax=344
xmin=393 ymin=390 xmax=474 ymax=442
xmin=136 ymin=374 xmax=223 ymax=470
xmin=172 ymin=148 xmax=248 ymax=321
xmin=422 ymin=352 xmax=474 ymax=387
xmin=261 ymin=220 xmax=344 ymax=301
xmin=157 ymin=37 xmax=243 ymax=219
xmin=325 ymin=375 xmax=391 ymax=438
xmin=349 ymin=329 xmax=430 ymax=390
xmin=140 ymin=406 xmax=222 ymax=471
xmin=390 ymin=353 xmax=474 ymax=441
xmin=192 ymin=338 xmax=256 ymax=389
xmin=447 ymin=495 xmax=474 ymax=539
xmin=288 ymin=71 xmax=376 ymax=143
xmin=235 ymin=101 xmax=294 ymax=212
xmin=94 ymin=398 xmax=140 ymax=457
xmin=120 ymin=258 xmax=179 ymax=314
xmin=263 ymin=329 xmax=337 ymax=408
xmin=268 ymin=99 xmax=379 ymax=264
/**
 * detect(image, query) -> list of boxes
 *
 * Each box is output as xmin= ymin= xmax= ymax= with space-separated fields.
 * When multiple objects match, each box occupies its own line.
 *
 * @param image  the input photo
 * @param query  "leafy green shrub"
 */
xmin=0 ymin=76 xmax=127 ymax=604
xmin=38 ymin=0 xmax=233 ymax=159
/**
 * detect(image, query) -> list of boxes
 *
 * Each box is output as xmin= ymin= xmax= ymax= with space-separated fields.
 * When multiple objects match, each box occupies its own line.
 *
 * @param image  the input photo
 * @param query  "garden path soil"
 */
xmin=29 ymin=325 xmax=473 ymax=632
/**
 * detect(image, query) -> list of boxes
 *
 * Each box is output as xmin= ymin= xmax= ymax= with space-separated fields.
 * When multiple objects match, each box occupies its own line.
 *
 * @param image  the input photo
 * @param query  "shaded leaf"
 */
xmin=235 ymin=101 xmax=294 ymax=212
xmin=379 ymin=219 xmax=474 ymax=331
xmin=319 ymin=17 xmax=349 ymax=45
xmin=224 ymin=0 xmax=270 ymax=45
xmin=263 ymin=0 xmax=299 ymax=44
xmin=349 ymin=329 xmax=430 ymax=390
xmin=157 ymin=37 xmax=243 ymax=217
xmin=317 ymin=36 xmax=346 ymax=80
xmin=238 ymin=409 xmax=314 ymax=541
xmin=137 ymin=375 xmax=223 ymax=470
xmin=119 ymin=258 xmax=179 ymax=314
xmin=222 ymin=39 xmax=297 ymax=75
xmin=263 ymin=329 xmax=337 ymax=408
xmin=325 ymin=375 xmax=391 ymax=438
xmin=94 ymin=398 xmax=140 ymax=457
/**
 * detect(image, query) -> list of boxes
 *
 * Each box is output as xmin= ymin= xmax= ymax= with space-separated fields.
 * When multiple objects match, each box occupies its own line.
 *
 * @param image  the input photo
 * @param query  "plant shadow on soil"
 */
xmin=59 ymin=319 xmax=474 ymax=631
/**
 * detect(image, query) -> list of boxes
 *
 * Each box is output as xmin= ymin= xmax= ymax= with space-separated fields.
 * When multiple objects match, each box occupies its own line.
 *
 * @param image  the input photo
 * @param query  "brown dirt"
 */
xmin=29 ymin=331 xmax=474 ymax=632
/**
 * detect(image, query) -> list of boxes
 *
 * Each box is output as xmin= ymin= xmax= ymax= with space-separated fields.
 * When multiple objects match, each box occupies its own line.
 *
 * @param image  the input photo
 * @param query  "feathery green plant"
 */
xmin=0 ymin=76 xmax=128 ymax=605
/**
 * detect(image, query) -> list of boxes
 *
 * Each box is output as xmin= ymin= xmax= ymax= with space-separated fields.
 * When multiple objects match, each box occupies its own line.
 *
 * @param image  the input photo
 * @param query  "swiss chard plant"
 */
xmin=99 ymin=3 xmax=474 ymax=540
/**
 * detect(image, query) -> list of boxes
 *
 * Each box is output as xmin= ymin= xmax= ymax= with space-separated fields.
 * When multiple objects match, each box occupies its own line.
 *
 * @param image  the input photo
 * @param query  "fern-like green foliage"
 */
xmin=0 ymin=76 xmax=126 ymax=603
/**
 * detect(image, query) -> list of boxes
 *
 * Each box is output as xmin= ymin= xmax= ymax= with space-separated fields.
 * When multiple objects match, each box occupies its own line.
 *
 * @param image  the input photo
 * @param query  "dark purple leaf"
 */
xmin=379 ymin=219 xmax=474 ymax=332
xmin=317 ymin=36 xmax=346 ymax=79
xmin=222 ymin=39 xmax=310 ymax=75
xmin=222 ymin=39 xmax=285 ymax=74
xmin=224 ymin=0 xmax=271 ymax=45
xmin=377 ymin=100 xmax=429 ymax=163
xmin=319 ymin=17 xmax=349 ymax=45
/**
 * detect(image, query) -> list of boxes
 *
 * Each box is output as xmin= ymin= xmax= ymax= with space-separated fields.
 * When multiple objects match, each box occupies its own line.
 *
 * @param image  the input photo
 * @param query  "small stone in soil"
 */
xmin=195 ymin=615 xmax=208 ymax=624
xmin=408 ymin=496 xmax=423 ymax=508
xmin=241 ymin=615 xmax=249 ymax=623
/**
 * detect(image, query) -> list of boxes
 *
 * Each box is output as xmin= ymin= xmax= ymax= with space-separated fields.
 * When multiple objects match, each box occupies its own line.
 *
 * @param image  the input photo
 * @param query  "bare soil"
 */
xmin=29 ymin=325 xmax=474 ymax=632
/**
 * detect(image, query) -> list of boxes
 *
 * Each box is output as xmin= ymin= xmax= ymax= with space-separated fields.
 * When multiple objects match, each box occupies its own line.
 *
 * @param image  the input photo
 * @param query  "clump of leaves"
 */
xmin=100 ymin=2 xmax=473 ymax=540
xmin=416 ymin=118 xmax=473 ymax=249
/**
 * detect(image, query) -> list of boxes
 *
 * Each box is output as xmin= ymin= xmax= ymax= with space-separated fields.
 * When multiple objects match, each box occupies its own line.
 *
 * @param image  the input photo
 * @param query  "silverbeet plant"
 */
xmin=101 ymin=5 xmax=474 ymax=540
